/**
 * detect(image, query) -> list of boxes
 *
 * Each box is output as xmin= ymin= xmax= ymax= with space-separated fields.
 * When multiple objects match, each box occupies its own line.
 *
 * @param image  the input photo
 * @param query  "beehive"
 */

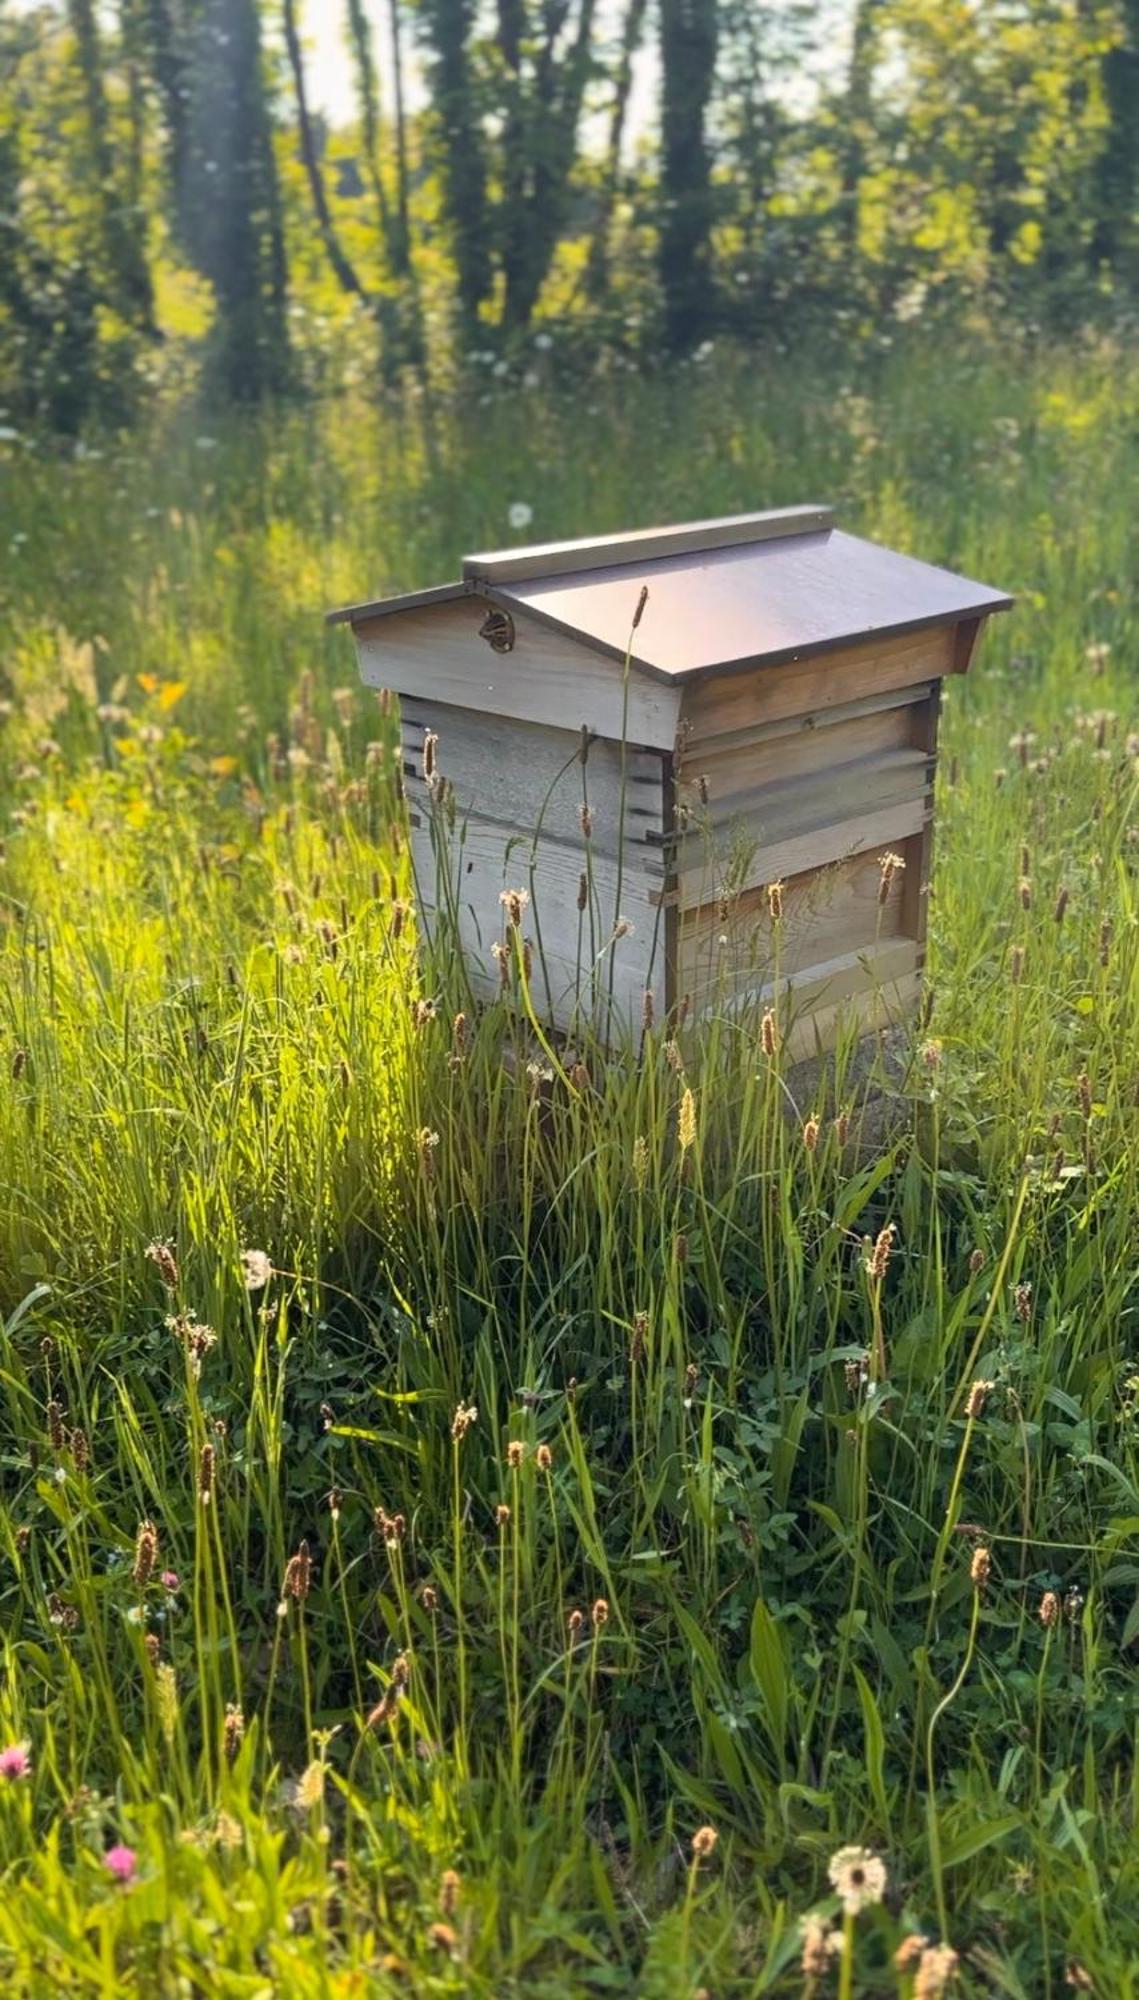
xmin=329 ymin=508 xmax=1011 ymax=1052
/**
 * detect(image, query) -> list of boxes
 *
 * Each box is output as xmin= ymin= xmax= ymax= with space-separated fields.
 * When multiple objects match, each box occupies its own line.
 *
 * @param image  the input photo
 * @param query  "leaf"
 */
xmin=940 ymin=1811 xmax=1020 ymax=1868
xmin=749 ymin=1598 xmax=788 ymax=1761
xmin=853 ymin=1665 xmax=891 ymax=1830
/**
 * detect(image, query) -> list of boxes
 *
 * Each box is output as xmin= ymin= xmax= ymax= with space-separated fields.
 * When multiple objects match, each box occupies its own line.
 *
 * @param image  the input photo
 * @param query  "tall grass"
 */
xmin=0 ymin=335 xmax=1138 ymax=1993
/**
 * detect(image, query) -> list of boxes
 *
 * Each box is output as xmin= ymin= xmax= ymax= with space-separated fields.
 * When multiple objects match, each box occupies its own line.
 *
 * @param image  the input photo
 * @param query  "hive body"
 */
xmin=331 ymin=510 xmax=1010 ymax=1049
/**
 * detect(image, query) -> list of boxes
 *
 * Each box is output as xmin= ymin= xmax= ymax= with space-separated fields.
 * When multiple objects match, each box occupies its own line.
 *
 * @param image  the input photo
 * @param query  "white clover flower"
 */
xmin=508 ymin=502 xmax=533 ymax=531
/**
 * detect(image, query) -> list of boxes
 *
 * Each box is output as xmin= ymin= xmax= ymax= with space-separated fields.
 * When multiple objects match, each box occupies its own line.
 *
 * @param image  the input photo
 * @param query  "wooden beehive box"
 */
xmin=329 ymin=508 xmax=1011 ymax=1052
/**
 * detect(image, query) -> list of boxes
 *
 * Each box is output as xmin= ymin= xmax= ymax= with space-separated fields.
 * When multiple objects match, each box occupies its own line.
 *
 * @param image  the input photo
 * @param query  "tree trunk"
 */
xmin=585 ymin=0 xmax=650 ymax=301
xmin=419 ymin=0 xmax=492 ymax=329
xmin=283 ymin=0 xmax=370 ymax=303
xmin=658 ymin=0 xmax=719 ymax=353
xmin=838 ymin=0 xmax=882 ymax=257
xmin=67 ymin=0 xmax=158 ymax=333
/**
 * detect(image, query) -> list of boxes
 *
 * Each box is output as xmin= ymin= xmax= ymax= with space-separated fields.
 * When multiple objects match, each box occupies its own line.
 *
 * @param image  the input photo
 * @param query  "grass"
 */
xmin=0 ymin=333 xmax=1138 ymax=1995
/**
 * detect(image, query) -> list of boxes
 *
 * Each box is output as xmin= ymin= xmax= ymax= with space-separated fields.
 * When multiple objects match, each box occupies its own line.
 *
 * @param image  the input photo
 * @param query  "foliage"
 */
xmin=1 ymin=337 xmax=1138 ymax=1990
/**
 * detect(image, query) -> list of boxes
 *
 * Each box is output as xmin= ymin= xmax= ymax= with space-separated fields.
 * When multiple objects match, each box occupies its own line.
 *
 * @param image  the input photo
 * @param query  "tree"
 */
xmin=1092 ymin=0 xmax=1139 ymax=276
xmin=585 ymin=0 xmax=651 ymax=300
xmin=658 ymin=0 xmax=719 ymax=352
xmin=66 ymin=0 xmax=157 ymax=333
xmin=417 ymin=0 xmax=492 ymax=331
xmin=182 ymin=0 xmax=289 ymax=399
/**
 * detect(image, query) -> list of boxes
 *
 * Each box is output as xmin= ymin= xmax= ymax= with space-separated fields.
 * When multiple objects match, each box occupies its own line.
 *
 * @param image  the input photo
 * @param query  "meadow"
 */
xmin=1 ymin=334 xmax=1138 ymax=1996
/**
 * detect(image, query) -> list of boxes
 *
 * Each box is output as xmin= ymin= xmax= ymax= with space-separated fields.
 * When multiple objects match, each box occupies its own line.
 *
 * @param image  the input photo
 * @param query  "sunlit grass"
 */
xmin=1 ymin=336 xmax=1138 ymax=1993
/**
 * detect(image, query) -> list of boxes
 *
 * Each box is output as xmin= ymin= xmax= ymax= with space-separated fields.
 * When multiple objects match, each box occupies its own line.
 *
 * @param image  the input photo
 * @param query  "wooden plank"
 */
xmin=677 ymin=680 xmax=936 ymax=758
xmin=694 ymin=938 xmax=920 ymax=1022
xmin=681 ymin=626 xmax=955 ymax=741
xmin=676 ymin=699 xmax=927 ymax=807
xmin=675 ymin=847 xmax=911 ymax=1012
xmin=399 ymin=700 xmax=666 ymax=863
xmin=462 ymin=506 xmax=835 ymax=584
xmin=412 ymin=821 xmax=664 ymax=1035
xmin=670 ymin=796 xmax=930 ymax=910
xmin=900 ymin=687 xmax=941 ymax=951
xmin=353 ymin=596 xmax=681 ymax=750
xmin=781 ymin=970 xmax=922 ymax=1063
xmin=677 ymin=745 xmax=931 ymax=839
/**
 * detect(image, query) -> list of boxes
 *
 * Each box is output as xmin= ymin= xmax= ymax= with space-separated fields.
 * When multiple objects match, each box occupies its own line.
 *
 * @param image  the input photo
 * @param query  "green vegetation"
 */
xmin=0 ymin=339 xmax=1137 ymax=1993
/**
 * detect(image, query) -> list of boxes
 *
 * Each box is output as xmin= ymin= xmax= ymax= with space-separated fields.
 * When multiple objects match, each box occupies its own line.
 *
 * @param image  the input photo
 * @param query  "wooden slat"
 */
xmin=678 ymin=680 xmax=936 ymax=758
xmin=677 ymin=745 xmax=931 ymax=840
xmin=675 ymin=848 xmax=909 ymax=1013
xmin=781 ymin=969 xmax=922 ymax=1063
xmin=677 ymin=699 xmax=927 ymax=807
xmin=354 ymin=596 xmax=681 ymax=750
xmin=409 ymin=811 xmax=667 ymax=1034
xmin=670 ymin=796 xmax=930 ymax=910
xmin=680 ymin=626 xmax=955 ymax=742
xmin=399 ymin=700 xmax=666 ymax=863
xmin=695 ymin=937 xmax=920 ymax=1022
xmin=462 ymin=506 xmax=835 ymax=584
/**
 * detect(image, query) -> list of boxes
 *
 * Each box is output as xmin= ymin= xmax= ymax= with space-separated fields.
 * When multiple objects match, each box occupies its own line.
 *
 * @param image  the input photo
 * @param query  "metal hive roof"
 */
xmin=327 ymin=507 xmax=1012 ymax=683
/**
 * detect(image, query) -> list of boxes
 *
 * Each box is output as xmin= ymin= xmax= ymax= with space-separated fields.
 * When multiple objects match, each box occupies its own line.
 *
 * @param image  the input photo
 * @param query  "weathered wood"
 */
xmin=670 ymin=796 xmax=930 ymax=911
xmin=676 ymin=696 xmax=929 ymax=806
xmin=463 ymin=505 xmax=835 ymax=584
xmin=400 ymin=698 xmax=667 ymax=862
xmin=681 ymin=625 xmax=956 ymax=740
xmin=356 ymin=596 xmax=682 ymax=749
xmin=675 ymin=847 xmax=910 ymax=1012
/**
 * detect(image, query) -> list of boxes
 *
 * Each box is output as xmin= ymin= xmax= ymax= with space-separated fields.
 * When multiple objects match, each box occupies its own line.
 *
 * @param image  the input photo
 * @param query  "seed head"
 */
xmin=198 ymin=1442 xmax=215 ymax=1506
xmin=965 ymin=1379 xmax=995 ymax=1420
xmin=423 ymin=731 xmax=438 ymax=780
xmin=632 ymin=584 xmax=649 ymax=630
xmin=1053 ymin=886 xmax=1069 ymax=924
xmin=914 ymin=1944 xmax=959 ymax=1998
xmin=241 ymin=1248 xmax=272 ymax=1291
xmin=968 ymin=1247 xmax=985 ymax=1276
xmin=877 ymin=850 xmax=905 ymax=904
xmin=1039 ymin=1589 xmax=1061 ymax=1629
xmin=760 ymin=1007 xmax=779 ymax=1057
xmin=535 ymin=1443 xmax=552 ymax=1472
xmin=421 ymin=1585 xmax=438 ymax=1614
xmin=577 ymin=870 xmax=588 ymax=911
xmin=500 ymin=888 xmax=529 ymax=928
xmin=591 ymin=1597 xmax=609 ymax=1630
xmin=224 ymin=1703 xmax=244 ymax=1762
xmin=1018 ymin=876 xmax=1032 ymax=910
xmin=1010 ymin=944 xmax=1025 ymax=985
xmin=439 ymin=1869 xmax=461 ymax=1917
xmin=767 ymin=879 xmax=784 ymax=922
xmin=46 ymin=1400 xmax=65 ymax=1452
xmin=970 ymin=1544 xmax=992 ymax=1589
xmin=1013 ymin=1280 xmax=1033 ymax=1325
xmin=451 ymin=1401 xmax=478 ymax=1442
xmin=567 ymin=1608 xmax=585 ymax=1641
xmin=864 ymin=1222 xmax=896 ymax=1283
xmin=802 ymin=1914 xmax=839 ymax=1975
xmin=506 ymin=1440 xmax=525 ymax=1469
xmin=132 ymin=1521 xmax=158 ymax=1590
xmin=691 ymin=1825 xmax=718 ymax=1861
xmin=802 ymin=1116 xmax=819 ymax=1154
xmin=579 ymin=805 xmax=593 ymax=841
xmin=495 ymin=1503 xmax=511 ymax=1528
xmin=678 ymin=1086 xmax=696 ymax=1153
xmin=146 ymin=1240 xmax=179 ymax=1289
xmin=284 ymin=1540 xmax=312 ymax=1601
xmin=827 ymin=1845 xmax=887 ymax=1915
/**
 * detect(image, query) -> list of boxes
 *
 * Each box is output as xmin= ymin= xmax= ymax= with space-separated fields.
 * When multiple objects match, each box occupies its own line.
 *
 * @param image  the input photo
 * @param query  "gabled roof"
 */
xmin=327 ymin=507 xmax=1012 ymax=683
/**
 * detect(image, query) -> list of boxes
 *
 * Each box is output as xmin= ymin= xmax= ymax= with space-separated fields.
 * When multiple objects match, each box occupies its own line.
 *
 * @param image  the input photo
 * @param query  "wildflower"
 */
xmin=971 ymin=1545 xmax=992 ymax=1589
xmin=104 ymin=1844 xmax=138 ymax=1883
xmin=495 ymin=1503 xmax=511 ymax=1527
xmin=833 ymin=1110 xmax=849 ymax=1146
xmin=864 ymin=1222 xmax=896 ymax=1282
xmin=451 ymin=1401 xmax=478 ymax=1442
xmin=968 ymin=1247 xmax=985 ymax=1277
xmin=242 ymin=1249 xmax=272 ymax=1290
xmin=0 ymin=1744 xmax=30 ymax=1782
xmin=428 ymin=1920 xmax=460 ymax=1955
xmin=914 ymin=1944 xmax=960 ymax=1997
xmin=500 ymin=888 xmax=529 ymax=928
xmin=46 ymin=1400 xmax=65 ymax=1452
xmin=801 ymin=1913 xmax=839 ymax=1975
xmin=132 ymin=1521 xmax=158 ymax=1590
xmin=877 ymin=850 xmax=905 ymax=904
xmin=421 ymin=1585 xmax=438 ymax=1613
xmin=802 ymin=1116 xmax=819 ymax=1153
xmin=691 ymin=1825 xmax=718 ymax=1861
xmin=592 ymin=1598 xmax=610 ymax=1629
xmin=535 ymin=1443 xmax=552 ymax=1472
xmin=161 ymin=1570 xmax=179 ymax=1593
xmin=283 ymin=1541 xmax=312 ymax=1601
xmin=1053 ymin=886 xmax=1069 ymax=924
xmin=1013 ymin=1281 xmax=1033 ymax=1325
xmin=1039 ymin=1590 xmax=1061 ymax=1629
xmin=632 ymin=584 xmax=649 ymax=630
xmin=1018 ymin=876 xmax=1032 ymax=910
xmin=567 ymin=1608 xmax=585 ymax=1642
xmin=894 ymin=1934 xmax=928 ymax=1971
xmin=827 ymin=1845 xmax=887 ymax=1915
xmin=506 ymin=1441 xmax=526 ymax=1469
xmin=965 ymin=1379 xmax=995 ymax=1420
xmin=439 ymin=1868 xmax=461 ymax=1916
xmin=293 ymin=1761 xmax=325 ymax=1811
xmin=767 ymin=880 xmax=784 ymax=921
xmin=612 ymin=916 xmax=634 ymax=942
xmin=224 ymin=1704 xmax=244 ymax=1762
xmin=145 ymin=1238 xmax=179 ymax=1288
xmin=760 ymin=1007 xmax=779 ymax=1057
xmin=678 ymin=1086 xmax=696 ymax=1152
xmin=198 ymin=1442 xmax=215 ymax=1506
xmin=508 ymin=502 xmax=533 ymax=531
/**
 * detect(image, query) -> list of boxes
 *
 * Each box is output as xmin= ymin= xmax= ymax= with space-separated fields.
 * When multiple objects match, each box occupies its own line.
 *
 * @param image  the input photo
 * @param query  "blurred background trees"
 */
xmin=0 ymin=0 xmax=1130 ymax=429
